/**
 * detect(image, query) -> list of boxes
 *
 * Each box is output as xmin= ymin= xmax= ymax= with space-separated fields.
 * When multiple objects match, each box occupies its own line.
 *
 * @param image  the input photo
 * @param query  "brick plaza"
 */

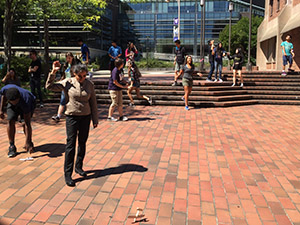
xmin=0 ymin=104 xmax=300 ymax=225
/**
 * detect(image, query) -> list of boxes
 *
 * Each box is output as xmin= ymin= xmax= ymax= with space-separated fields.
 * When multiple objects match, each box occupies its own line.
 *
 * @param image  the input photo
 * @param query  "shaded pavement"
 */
xmin=1 ymin=104 xmax=300 ymax=224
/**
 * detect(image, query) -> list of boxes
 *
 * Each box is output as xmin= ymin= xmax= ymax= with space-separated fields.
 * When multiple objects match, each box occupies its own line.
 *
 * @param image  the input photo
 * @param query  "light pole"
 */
xmin=227 ymin=0 xmax=233 ymax=70
xmin=246 ymin=0 xmax=253 ymax=71
xmin=199 ymin=0 xmax=205 ymax=72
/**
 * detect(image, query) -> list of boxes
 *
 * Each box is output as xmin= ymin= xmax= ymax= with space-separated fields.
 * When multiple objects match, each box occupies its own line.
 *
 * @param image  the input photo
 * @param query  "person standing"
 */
xmin=2 ymin=68 xmax=21 ymax=86
xmin=213 ymin=42 xmax=226 ymax=82
xmin=127 ymin=61 xmax=152 ymax=107
xmin=107 ymin=58 xmax=128 ymax=122
xmin=46 ymin=62 xmax=98 ymax=187
xmin=172 ymin=40 xmax=186 ymax=86
xmin=181 ymin=56 xmax=194 ymax=111
xmin=125 ymin=42 xmax=138 ymax=66
xmin=52 ymin=52 xmax=77 ymax=122
xmin=108 ymin=40 xmax=122 ymax=72
xmin=228 ymin=48 xmax=244 ymax=87
xmin=78 ymin=39 xmax=90 ymax=65
xmin=207 ymin=40 xmax=215 ymax=82
xmin=281 ymin=34 xmax=295 ymax=76
xmin=28 ymin=50 xmax=43 ymax=108
xmin=0 ymin=85 xmax=36 ymax=157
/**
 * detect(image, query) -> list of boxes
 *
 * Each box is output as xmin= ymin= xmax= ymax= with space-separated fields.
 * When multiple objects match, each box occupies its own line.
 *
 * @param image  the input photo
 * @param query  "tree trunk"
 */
xmin=3 ymin=0 xmax=13 ymax=70
xmin=43 ymin=18 xmax=50 ymax=76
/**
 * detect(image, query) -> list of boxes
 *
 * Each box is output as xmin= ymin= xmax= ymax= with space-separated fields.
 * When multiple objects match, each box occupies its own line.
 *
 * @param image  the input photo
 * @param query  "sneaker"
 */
xmin=148 ymin=97 xmax=153 ymax=105
xmin=181 ymin=96 xmax=185 ymax=101
xmin=52 ymin=115 xmax=60 ymax=122
xmin=281 ymin=72 xmax=287 ymax=76
xmin=206 ymin=78 xmax=213 ymax=82
xmin=231 ymin=83 xmax=236 ymax=87
xmin=213 ymin=79 xmax=218 ymax=82
xmin=184 ymin=106 xmax=190 ymax=111
xmin=129 ymin=102 xmax=135 ymax=107
xmin=107 ymin=117 xmax=118 ymax=122
xmin=40 ymin=104 xmax=44 ymax=108
xmin=119 ymin=116 xmax=128 ymax=121
xmin=218 ymin=78 xmax=223 ymax=83
xmin=240 ymin=83 xmax=244 ymax=87
xmin=288 ymin=68 xmax=295 ymax=72
xmin=171 ymin=81 xmax=178 ymax=86
xmin=8 ymin=145 xmax=17 ymax=158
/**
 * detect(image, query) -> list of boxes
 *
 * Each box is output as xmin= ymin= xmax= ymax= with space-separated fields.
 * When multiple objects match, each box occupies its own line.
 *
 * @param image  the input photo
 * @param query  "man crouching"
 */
xmin=0 ymin=85 xmax=36 ymax=157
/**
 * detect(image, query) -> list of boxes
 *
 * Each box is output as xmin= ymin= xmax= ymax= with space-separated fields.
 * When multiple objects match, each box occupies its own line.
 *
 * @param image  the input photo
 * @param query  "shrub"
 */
xmin=1 ymin=56 xmax=32 ymax=82
xmin=135 ymin=58 xmax=173 ymax=68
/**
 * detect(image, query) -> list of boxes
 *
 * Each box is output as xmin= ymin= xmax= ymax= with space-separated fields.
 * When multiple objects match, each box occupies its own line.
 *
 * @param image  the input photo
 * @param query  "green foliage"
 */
xmin=135 ymin=58 xmax=174 ymax=69
xmin=0 ymin=56 xmax=32 ymax=82
xmin=219 ymin=16 xmax=263 ymax=65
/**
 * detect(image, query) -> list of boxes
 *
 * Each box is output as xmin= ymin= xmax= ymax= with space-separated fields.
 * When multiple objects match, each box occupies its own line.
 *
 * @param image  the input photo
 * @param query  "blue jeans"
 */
xmin=30 ymin=78 xmax=43 ymax=104
xmin=214 ymin=61 xmax=223 ymax=80
xmin=208 ymin=61 xmax=214 ymax=80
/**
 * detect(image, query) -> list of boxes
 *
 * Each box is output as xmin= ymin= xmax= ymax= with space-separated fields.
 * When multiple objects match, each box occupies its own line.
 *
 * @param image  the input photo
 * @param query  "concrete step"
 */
xmin=258 ymin=100 xmax=300 ymax=105
xmin=252 ymin=95 xmax=300 ymax=100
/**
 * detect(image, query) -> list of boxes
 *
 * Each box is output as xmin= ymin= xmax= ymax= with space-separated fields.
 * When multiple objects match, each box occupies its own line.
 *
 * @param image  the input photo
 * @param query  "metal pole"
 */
xmin=227 ymin=1 xmax=233 ymax=70
xmin=246 ymin=0 xmax=253 ymax=71
xmin=200 ymin=0 xmax=205 ymax=71
xmin=178 ymin=0 xmax=180 ymax=40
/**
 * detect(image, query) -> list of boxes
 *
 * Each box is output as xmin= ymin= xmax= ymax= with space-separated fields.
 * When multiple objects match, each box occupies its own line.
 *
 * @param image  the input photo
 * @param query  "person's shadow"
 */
xmin=74 ymin=163 xmax=148 ymax=183
xmin=33 ymin=143 xmax=65 ymax=158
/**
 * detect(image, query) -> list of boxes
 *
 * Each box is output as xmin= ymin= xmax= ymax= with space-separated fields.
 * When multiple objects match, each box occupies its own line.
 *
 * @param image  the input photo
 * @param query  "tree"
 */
xmin=28 ymin=0 xmax=107 ymax=74
xmin=219 ymin=16 xmax=263 ymax=65
xmin=1 ymin=0 xmax=29 ymax=70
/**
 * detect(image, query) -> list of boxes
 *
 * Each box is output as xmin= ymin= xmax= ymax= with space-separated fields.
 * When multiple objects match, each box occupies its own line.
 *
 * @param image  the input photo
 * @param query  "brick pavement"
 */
xmin=0 ymin=104 xmax=300 ymax=225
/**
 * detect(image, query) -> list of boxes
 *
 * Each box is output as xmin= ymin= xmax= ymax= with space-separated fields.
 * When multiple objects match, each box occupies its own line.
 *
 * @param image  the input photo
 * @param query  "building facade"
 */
xmin=117 ymin=0 xmax=265 ymax=55
xmin=257 ymin=0 xmax=300 ymax=71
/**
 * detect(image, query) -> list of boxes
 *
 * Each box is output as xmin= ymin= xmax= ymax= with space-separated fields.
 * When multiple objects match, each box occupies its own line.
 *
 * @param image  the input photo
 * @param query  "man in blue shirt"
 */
xmin=281 ymin=34 xmax=295 ymax=76
xmin=0 ymin=85 xmax=36 ymax=157
xmin=108 ymin=40 xmax=122 ymax=72
xmin=78 ymin=39 xmax=90 ymax=65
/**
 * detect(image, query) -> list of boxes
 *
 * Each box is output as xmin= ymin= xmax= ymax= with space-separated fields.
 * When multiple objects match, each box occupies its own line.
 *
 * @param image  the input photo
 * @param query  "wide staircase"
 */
xmin=47 ymin=71 xmax=300 ymax=107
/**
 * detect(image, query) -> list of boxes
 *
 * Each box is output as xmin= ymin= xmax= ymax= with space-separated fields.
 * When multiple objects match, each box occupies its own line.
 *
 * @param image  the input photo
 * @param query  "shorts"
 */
xmin=60 ymin=91 xmax=66 ymax=106
xmin=182 ymin=78 xmax=193 ymax=87
xmin=132 ymin=80 xmax=140 ymax=88
xmin=175 ymin=62 xmax=184 ymax=72
xmin=6 ymin=103 xmax=34 ymax=121
xmin=283 ymin=55 xmax=293 ymax=66
xmin=109 ymin=90 xmax=123 ymax=107
xmin=233 ymin=63 xmax=242 ymax=70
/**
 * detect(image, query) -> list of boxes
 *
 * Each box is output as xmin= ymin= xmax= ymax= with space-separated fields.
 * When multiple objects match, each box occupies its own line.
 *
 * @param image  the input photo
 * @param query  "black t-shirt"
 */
xmin=175 ymin=46 xmax=185 ymax=64
xmin=30 ymin=59 xmax=42 ymax=79
xmin=209 ymin=46 xmax=215 ymax=62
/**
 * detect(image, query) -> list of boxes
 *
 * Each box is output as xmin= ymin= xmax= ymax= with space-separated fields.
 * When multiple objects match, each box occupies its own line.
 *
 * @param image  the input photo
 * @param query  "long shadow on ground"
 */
xmin=33 ymin=143 xmax=65 ymax=158
xmin=74 ymin=164 xmax=148 ymax=183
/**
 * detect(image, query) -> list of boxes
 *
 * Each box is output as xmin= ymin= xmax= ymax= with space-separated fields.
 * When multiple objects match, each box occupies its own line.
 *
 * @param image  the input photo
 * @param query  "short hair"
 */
xmin=114 ymin=58 xmax=124 ymax=68
xmin=112 ymin=40 xmax=117 ymax=44
xmin=174 ymin=40 xmax=181 ymax=44
xmin=286 ymin=34 xmax=292 ymax=39
xmin=5 ymin=88 xmax=20 ymax=101
xmin=77 ymin=38 xmax=83 ymax=43
xmin=72 ymin=64 xmax=88 ymax=75
xmin=30 ymin=50 xmax=37 ymax=56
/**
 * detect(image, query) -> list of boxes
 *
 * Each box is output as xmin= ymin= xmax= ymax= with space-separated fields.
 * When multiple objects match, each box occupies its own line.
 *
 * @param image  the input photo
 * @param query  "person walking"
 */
xmin=228 ymin=48 xmax=244 ymax=87
xmin=0 ymin=85 xmax=36 ymax=157
xmin=281 ymin=34 xmax=295 ymax=76
xmin=108 ymin=40 xmax=122 ymax=72
xmin=2 ymin=68 xmax=21 ymax=86
xmin=52 ymin=52 xmax=78 ymax=122
xmin=206 ymin=40 xmax=215 ymax=82
xmin=172 ymin=40 xmax=185 ymax=86
xmin=78 ymin=39 xmax=90 ymax=65
xmin=181 ymin=56 xmax=194 ymax=111
xmin=213 ymin=42 xmax=226 ymax=82
xmin=28 ymin=50 xmax=43 ymax=107
xmin=46 ymin=62 xmax=98 ymax=187
xmin=107 ymin=58 xmax=128 ymax=121
xmin=127 ymin=61 xmax=152 ymax=107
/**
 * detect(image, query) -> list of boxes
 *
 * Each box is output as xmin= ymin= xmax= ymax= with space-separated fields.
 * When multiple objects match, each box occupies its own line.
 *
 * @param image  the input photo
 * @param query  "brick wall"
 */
xmin=269 ymin=0 xmax=287 ymax=21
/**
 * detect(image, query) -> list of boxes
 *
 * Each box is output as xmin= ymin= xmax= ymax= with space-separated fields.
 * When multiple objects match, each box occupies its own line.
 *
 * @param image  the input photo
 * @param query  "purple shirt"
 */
xmin=108 ymin=67 xmax=125 ymax=90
